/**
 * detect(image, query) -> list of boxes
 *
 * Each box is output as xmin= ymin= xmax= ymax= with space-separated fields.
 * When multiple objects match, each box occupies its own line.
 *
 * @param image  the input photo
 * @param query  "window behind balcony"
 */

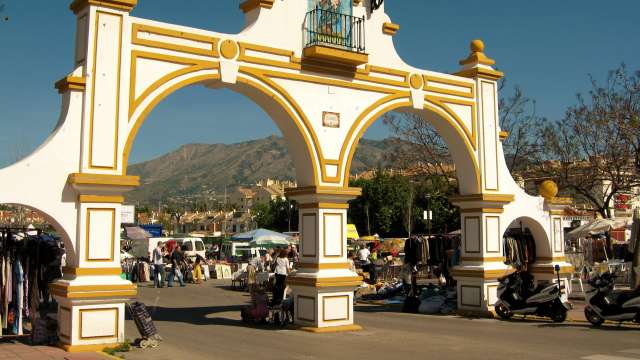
xmin=305 ymin=1 xmax=365 ymax=53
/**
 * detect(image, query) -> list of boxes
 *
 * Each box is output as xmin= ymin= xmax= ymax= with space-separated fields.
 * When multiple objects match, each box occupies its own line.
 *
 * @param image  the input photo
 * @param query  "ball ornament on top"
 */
xmin=538 ymin=180 xmax=559 ymax=200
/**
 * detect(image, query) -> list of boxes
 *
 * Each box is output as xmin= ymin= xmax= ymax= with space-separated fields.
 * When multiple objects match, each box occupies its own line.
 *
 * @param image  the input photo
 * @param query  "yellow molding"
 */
xmin=302 ymin=45 xmax=369 ymax=67
xmin=299 ymin=324 xmax=363 ymax=333
xmin=455 ymin=67 xmax=504 ymax=81
xmin=382 ymin=22 xmax=400 ymax=36
xmin=459 ymin=208 xmax=504 ymax=214
xmin=425 ymin=95 xmax=477 ymax=150
xmin=70 ymin=0 xmax=137 ymax=14
xmin=85 ymin=208 xmax=116 ymax=262
xmin=78 ymin=195 xmax=125 ymax=203
xmin=68 ymin=173 xmax=140 ymax=187
xmin=55 ymin=76 xmax=86 ymax=94
xmin=449 ymin=193 xmax=515 ymax=203
xmin=80 ymin=307 xmax=118 ymax=340
xmin=128 ymin=50 xmax=219 ymax=118
xmin=240 ymin=0 xmax=274 ymax=13
xmin=451 ymin=268 xmax=516 ymax=279
xmin=288 ymin=275 xmax=363 ymax=288
xmin=124 ymin=69 xmax=320 ymax=184
xmin=297 ymin=262 xmax=351 ymax=270
xmin=499 ymin=130 xmax=509 ymax=141
xmin=62 ymin=267 xmax=123 ymax=276
xmin=549 ymin=210 xmax=565 ymax=216
xmin=131 ymin=23 xmax=220 ymax=59
xmin=58 ymin=342 xmax=121 ymax=353
xmin=409 ymin=74 xmax=423 ymax=89
xmin=298 ymin=202 xmax=350 ymax=209
xmin=537 ymin=256 xmax=567 ymax=262
xmin=323 ymin=212 xmax=344 ymax=258
xmin=220 ymin=39 xmax=239 ymax=60
xmin=49 ymin=283 xmax=136 ymax=292
xmin=341 ymin=99 xmax=482 ymax=192
xmin=459 ymin=52 xmax=496 ymax=67
xmin=424 ymin=74 xmax=475 ymax=99
xmin=51 ymin=289 xmax=137 ymax=299
xmin=530 ymin=265 xmax=574 ymax=274
xmin=550 ymin=197 xmax=573 ymax=205
xmin=238 ymin=42 xmax=301 ymax=70
xmin=285 ymin=186 xmax=363 ymax=197
xmin=88 ymin=11 xmax=122 ymax=171
xmin=461 ymin=256 xmax=505 ymax=262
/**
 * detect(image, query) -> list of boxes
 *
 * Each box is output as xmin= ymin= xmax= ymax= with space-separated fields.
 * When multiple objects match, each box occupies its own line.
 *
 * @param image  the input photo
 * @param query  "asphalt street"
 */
xmin=123 ymin=280 xmax=638 ymax=360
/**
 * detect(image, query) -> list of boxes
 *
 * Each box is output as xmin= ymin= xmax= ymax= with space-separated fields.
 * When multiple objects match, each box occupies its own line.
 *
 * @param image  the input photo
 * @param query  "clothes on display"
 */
xmin=0 ymin=228 xmax=64 ymax=338
xmin=503 ymin=230 xmax=537 ymax=269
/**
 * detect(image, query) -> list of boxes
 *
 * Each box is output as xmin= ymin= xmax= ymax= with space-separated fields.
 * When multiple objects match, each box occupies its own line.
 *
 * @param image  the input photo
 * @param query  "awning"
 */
xmin=347 ymin=224 xmax=359 ymax=240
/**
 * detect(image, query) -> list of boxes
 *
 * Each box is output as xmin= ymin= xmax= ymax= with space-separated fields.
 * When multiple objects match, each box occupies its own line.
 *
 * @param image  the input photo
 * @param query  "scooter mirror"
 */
xmin=554 ymin=264 xmax=560 ymax=272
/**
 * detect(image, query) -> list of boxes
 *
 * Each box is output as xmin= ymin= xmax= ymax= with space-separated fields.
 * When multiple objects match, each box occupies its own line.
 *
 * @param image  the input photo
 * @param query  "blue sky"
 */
xmin=0 ymin=1 xmax=638 ymax=167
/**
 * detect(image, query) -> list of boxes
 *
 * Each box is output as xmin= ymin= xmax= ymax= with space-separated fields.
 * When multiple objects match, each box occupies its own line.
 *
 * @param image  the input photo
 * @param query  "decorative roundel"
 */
xmin=409 ymin=74 xmax=423 ymax=90
xmin=220 ymin=39 xmax=239 ymax=60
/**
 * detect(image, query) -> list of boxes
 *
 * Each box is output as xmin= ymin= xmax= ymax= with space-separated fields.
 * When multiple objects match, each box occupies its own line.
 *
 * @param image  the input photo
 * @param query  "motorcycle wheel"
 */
xmin=584 ymin=307 xmax=604 ymax=326
xmin=495 ymin=304 xmax=512 ymax=319
xmin=550 ymin=306 xmax=567 ymax=323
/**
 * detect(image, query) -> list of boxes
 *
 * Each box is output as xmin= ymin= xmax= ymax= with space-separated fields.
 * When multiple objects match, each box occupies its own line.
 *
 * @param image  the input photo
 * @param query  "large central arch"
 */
xmin=0 ymin=0 xmax=573 ymax=350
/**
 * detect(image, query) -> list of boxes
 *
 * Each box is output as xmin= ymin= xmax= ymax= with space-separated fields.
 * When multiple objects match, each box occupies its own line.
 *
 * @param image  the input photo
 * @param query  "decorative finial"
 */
xmin=538 ymin=180 xmax=559 ymax=201
xmin=459 ymin=38 xmax=495 ymax=66
xmin=470 ymin=39 xmax=484 ymax=53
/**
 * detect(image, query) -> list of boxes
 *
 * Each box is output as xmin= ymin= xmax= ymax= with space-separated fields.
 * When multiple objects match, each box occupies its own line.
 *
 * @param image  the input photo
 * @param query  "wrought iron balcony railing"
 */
xmin=304 ymin=6 xmax=366 ymax=54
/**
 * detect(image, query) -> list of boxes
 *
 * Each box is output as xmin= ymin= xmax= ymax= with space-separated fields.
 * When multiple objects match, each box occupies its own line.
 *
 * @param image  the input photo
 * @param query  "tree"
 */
xmin=538 ymin=65 xmax=640 ymax=218
xmin=253 ymin=198 xmax=298 ymax=232
xmin=498 ymin=84 xmax=545 ymax=174
xmin=382 ymin=113 xmax=455 ymax=184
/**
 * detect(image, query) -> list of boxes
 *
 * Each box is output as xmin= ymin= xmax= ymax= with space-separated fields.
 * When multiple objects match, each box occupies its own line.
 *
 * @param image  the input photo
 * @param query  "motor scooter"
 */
xmin=584 ymin=271 xmax=640 ymax=326
xmin=494 ymin=265 xmax=570 ymax=322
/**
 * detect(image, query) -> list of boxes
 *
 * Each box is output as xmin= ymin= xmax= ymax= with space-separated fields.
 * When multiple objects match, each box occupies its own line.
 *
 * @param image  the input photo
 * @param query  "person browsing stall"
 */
xmin=273 ymin=249 xmax=290 ymax=304
xmin=152 ymin=241 xmax=165 ymax=288
xmin=168 ymin=245 xmax=185 ymax=287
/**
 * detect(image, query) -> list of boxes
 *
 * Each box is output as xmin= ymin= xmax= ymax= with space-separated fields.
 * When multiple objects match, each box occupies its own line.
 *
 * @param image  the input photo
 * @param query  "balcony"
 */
xmin=303 ymin=6 xmax=368 ymax=69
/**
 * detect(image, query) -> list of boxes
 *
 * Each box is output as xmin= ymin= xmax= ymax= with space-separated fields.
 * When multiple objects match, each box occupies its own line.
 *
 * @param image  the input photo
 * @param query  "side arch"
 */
xmin=0 ymin=203 xmax=76 ymax=263
xmin=502 ymin=215 xmax=552 ymax=259
xmin=341 ymin=97 xmax=482 ymax=194
xmin=122 ymin=69 xmax=322 ymax=186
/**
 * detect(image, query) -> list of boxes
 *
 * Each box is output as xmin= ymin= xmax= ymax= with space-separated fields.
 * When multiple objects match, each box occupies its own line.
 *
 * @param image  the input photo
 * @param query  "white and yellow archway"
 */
xmin=0 ymin=0 xmax=572 ymax=351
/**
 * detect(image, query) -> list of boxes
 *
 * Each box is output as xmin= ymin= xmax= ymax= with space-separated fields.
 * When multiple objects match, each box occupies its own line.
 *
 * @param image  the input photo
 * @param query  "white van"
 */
xmin=220 ymin=241 xmax=265 ymax=261
xmin=137 ymin=237 xmax=206 ymax=261
xmin=174 ymin=237 xmax=206 ymax=261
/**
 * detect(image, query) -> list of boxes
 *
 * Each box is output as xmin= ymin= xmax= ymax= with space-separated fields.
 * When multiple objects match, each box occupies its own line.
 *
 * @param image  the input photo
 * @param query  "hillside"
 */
xmin=126 ymin=136 xmax=406 ymax=205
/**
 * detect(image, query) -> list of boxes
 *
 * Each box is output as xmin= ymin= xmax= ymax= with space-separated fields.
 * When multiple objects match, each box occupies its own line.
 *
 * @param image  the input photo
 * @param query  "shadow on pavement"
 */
xmin=126 ymin=304 xmax=290 ymax=331
xmin=537 ymin=322 xmax=640 ymax=331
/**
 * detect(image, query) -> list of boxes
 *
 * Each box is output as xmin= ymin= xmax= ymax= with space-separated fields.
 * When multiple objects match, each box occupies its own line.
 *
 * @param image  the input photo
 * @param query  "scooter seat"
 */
xmin=611 ymin=289 xmax=640 ymax=305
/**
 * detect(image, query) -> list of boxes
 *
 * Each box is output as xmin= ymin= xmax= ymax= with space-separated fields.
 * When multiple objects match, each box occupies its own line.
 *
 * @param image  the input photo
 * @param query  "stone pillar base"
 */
xmin=50 ymin=273 xmax=136 ymax=351
xmin=289 ymin=271 xmax=361 ymax=331
xmin=452 ymin=264 xmax=514 ymax=312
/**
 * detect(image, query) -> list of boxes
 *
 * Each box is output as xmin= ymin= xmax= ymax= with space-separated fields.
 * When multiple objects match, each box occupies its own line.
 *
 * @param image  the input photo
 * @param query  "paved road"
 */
xmin=124 ymin=280 xmax=638 ymax=360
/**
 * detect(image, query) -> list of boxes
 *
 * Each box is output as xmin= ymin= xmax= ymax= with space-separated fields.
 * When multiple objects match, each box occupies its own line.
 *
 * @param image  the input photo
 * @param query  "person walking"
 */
xmin=193 ymin=256 xmax=204 ymax=284
xmin=273 ymin=249 xmax=290 ymax=304
xmin=152 ymin=241 xmax=165 ymax=288
xmin=168 ymin=245 xmax=185 ymax=287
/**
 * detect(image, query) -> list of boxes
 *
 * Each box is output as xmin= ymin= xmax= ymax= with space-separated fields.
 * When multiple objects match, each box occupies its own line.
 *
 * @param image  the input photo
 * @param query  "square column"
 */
xmin=51 ymin=174 xmax=138 ymax=352
xmin=531 ymin=197 xmax=574 ymax=296
xmin=449 ymin=194 xmax=514 ymax=316
xmin=285 ymin=186 xmax=363 ymax=332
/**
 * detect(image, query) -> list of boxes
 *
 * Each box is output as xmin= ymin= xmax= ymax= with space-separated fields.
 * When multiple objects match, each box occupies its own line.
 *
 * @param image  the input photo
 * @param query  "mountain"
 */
xmin=126 ymin=135 xmax=406 ymax=205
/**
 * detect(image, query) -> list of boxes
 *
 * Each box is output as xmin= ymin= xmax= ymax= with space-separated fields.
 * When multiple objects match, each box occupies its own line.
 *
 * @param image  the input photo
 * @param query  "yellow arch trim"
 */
xmin=128 ymin=51 xmax=219 ymax=118
xmin=122 ymin=72 xmax=320 ymax=183
xmin=341 ymin=99 xmax=482 ymax=192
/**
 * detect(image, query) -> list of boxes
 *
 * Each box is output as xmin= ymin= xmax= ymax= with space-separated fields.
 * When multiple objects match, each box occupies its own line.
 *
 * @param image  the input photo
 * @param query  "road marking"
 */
xmin=582 ymin=355 xmax=640 ymax=360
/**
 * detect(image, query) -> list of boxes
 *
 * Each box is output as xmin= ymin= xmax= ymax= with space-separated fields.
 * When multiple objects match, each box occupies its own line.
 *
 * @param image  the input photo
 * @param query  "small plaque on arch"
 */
xmin=322 ymin=111 xmax=340 ymax=128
